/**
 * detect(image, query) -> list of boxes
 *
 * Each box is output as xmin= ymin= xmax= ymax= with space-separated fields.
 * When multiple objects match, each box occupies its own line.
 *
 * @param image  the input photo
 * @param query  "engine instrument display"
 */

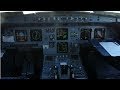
xmin=30 ymin=30 xmax=42 ymax=41
xmin=94 ymin=28 xmax=105 ymax=39
xmin=80 ymin=28 xmax=92 ymax=40
xmin=57 ymin=28 xmax=68 ymax=40
xmin=57 ymin=42 xmax=68 ymax=53
xmin=15 ymin=30 xmax=27 ymax=42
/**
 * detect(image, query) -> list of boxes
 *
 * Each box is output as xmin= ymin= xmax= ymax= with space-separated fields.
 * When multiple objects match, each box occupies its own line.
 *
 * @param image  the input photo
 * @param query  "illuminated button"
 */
xmin=42 ymin=17 xmax=44 ymax=20
xmin=66 ymin=17 xmax=69 ymax=20
xmin=73 ymin=17 xmax=78 ymax=21
xmin=47 ymin=17 xmax=50 ymax=21
xmin=49 ymin=35 xmax=55 ymax=40
xmin=78 ymin=17 xmax=82 ymax=20
xmin=79 ymin=67 xmax=82 ymax=69
xmin=55 ymin=66 xmax=57 ymax=68
xmin=38 ymin=18 xmax=41 ymax=20
xmin=57 ymin=17 xmax=60 ymax=20
xmin=75 ymin=44 xmax=78 ymax=47
xmin=77 ymin=17 xmax=79 ymax=21
xmin=82 ymin=17 xmax=87 ymax=21
xmin=70 ymin=65 xmax=73 ymax=67
xmin=68 ymin=17 xmax=71 ymax=20
xmin=49 ymin=68 xmax=52 ymax=71
xmin=53 ymin=17 xmax=56 ymax=20
xmin=71 ymin=17 xmax=74 ymax=20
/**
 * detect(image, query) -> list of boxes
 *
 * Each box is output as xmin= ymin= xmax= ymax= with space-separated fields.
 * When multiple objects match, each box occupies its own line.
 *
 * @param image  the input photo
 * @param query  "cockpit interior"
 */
xmin=1 ymin=11 xmax=120 ymax=79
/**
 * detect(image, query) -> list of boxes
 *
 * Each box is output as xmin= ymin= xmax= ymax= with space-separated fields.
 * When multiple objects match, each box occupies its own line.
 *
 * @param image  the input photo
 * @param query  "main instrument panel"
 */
xmin=2 ymin=12 xmax=115 ymax=79
xmin=2 ymin=26 xmax=107 ymax=49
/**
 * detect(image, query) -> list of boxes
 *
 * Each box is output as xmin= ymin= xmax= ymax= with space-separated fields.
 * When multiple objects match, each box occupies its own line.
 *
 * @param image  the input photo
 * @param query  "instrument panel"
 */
xmin=1 ymin=12 xmax=118 ymax=79
xmin=2 ymin=27 xmax=106 ymax=42
xmin=2 ymin=26 xmax=107 ymax=55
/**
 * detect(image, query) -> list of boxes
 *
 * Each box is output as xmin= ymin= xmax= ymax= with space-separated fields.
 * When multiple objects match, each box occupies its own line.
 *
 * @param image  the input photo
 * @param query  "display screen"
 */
xmin=94 ymin=28 xmax=105 ymax=39
xmin=57 ymin=42 xmax=68 ymax=53
xmin=2 ymin=30 xmax=15 ymax=42
xmin=15 ymin=30 xmax=27 ymax=42
xmin=57 ymin=28 xmax=68 ymax=40
xmin=2 ymin=30 xmax=14 ymax=36
xmin=49 ymin=42 xmax=55 ymax=48
xmin=30 ymin=30 xmax=42 ymax=41
xmin=80 ymin=28 xmax=92 ymax=40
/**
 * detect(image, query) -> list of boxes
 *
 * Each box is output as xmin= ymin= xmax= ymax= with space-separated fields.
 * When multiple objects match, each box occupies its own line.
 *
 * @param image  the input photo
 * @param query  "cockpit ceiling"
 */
xmin=1 ymin=11 xmax=120 ymax=17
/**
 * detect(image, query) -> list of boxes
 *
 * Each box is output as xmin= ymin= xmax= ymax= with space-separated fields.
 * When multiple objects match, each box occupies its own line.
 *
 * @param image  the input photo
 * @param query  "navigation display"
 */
xmin=57 ymin=28 xmax=68 ymax=40
xmin=57 ymin=42 xmax=68 ymax=53
xmin=80 ymin=28 xmax=92 ymax=40
xmin=30 ymin=30 xmax=42 ymax=41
